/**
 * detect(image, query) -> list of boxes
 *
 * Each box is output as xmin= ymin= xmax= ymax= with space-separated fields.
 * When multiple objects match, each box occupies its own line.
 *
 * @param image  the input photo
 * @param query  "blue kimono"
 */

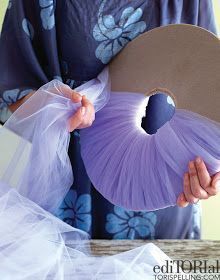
xmin=0 ymin=0 xmax=217 ymax=239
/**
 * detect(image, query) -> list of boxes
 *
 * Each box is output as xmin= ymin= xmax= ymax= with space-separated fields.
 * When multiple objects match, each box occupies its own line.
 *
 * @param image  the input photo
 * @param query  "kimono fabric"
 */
xmin=0 ymin=0 xmax=218 ymax=239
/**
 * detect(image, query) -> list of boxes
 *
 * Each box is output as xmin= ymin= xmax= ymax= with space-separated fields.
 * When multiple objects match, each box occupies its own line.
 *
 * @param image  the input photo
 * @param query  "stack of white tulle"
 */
xmin=0 ymin=187 xmax=175 ymax=279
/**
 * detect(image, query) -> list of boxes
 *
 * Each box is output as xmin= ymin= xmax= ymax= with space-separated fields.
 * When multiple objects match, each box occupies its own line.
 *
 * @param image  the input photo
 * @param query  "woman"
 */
xmin=0 ymin=0 xmax=219 ymax=239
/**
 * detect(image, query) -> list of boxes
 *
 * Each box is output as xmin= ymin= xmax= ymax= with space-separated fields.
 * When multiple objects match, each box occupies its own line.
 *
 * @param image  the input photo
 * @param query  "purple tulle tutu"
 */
xmin=0 ymin=66 xmax=218 ymax=277
xmin=80 ymin=68 xmax=220 ymax=210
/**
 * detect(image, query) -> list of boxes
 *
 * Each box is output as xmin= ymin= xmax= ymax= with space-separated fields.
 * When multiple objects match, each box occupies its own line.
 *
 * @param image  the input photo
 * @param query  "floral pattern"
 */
xmin=105 ymin=206 xmax=157 ymax=239
xmin=22 ymin=18 xmax=34 ymax=39
xmin=2 ymin=88 xmax=33 ymax=106
xmin=93 ymin=0 xmax=147 ymax=64
xmin=56 ymin=189 xmax=92 ymax=233
xmin=0 ymin=106 xmax=12 ymax=123
xmin=7 ymin=0 xmax=12 ymax=9
xmin=39 ymin=0 xmax=55 ymax=30
xmin=190 ymin=203 xmax=201 ymax=239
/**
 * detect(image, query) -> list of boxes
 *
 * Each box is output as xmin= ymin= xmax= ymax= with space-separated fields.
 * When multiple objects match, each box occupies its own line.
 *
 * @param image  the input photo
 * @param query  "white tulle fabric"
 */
xmin=0 ymin=188 xmax=174 ymax=279
xmin=0 ymin=67 xmax=177 ymax=279
xmin=0 ymin=67 xmax=110 ymax=214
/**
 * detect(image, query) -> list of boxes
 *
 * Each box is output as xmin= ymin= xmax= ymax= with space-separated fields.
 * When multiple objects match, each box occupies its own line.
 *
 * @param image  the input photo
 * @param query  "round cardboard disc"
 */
xmin=109 ymin=24 xmax=220 ymax=123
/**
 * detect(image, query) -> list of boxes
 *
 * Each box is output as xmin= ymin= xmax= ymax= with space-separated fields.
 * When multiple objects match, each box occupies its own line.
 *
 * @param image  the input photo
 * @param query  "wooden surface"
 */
xmin=90 ymin=240 xmax=220 ymax=270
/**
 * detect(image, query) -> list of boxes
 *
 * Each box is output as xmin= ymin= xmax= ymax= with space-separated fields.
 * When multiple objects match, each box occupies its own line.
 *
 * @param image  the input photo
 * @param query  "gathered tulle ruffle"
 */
xmin=80 ymin=90 xmax=220 ymax=210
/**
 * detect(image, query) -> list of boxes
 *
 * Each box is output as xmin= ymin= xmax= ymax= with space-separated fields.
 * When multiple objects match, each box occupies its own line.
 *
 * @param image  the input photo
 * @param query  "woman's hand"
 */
xmin=49 ymin=84 xmax=95 ymax=132
xmin=9 ymin=91 xmax=35 ymax=113
xmin=8 ymin=85 xmax=95 ymax=132
xmin=177 ymin=157 xmax=220 ymax=207
xmin=67 ymin=91 xmax=95 ymax=132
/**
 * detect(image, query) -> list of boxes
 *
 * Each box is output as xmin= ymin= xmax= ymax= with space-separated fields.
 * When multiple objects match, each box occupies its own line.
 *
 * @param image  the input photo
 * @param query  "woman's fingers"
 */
xmin=189 ymin=159 xmax=209 ymax=199
xmin=177 ymin=192 xmax=189 ymax=207
xmin=82 ymin=95 xmax=95 ymax=121
xmin=195 ymin=157 xmax=219 ymax=196
xmin=61 ymin=85 xmax=82 ymax=103
xmin=68 ymin=106 xmax=86 ymax=132
xmin=177 ymin=158 xmax=219 ymax=208
xmin=77 ymin=96 xmax=95 ymax=129
xmin=183 ymin=171 xmax=199 ymax=204
xmin=195 ymin=157 xmax=211 ymax=190
xmin=177 ymin=170 xmax=201 ymax=207
xmin=68 ymin=95 xmax=95 ymax=132
xmin=69 ymin=91 xmax=82 ymax=103
xmin=207 ymin=172 xmax=220 ymax=196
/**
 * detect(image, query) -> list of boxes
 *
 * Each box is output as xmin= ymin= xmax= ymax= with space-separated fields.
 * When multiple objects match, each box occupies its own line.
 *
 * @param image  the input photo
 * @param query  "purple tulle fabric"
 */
xmin=0 ymin=66 xmax=218 ymax=277
xmin=80 ymin=69 xmax=220 ymax=211
xmin=0 ymin=66 xmax=184 ymax=278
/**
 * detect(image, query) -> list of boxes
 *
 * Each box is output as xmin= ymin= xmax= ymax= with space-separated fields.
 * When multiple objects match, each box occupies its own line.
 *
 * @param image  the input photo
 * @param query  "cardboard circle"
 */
xmin=109 ymin=24 xmax=220 ymax=123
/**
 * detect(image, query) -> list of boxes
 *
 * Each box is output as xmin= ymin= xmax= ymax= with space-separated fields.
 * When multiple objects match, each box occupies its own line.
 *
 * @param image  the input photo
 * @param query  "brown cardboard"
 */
xmin=109 ymin=24 xmax=220 ymax=123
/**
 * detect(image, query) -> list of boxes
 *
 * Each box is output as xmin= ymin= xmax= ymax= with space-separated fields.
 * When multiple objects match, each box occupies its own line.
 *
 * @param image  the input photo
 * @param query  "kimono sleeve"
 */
xmin=0 ymin=0 xmax=62 ymax=121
